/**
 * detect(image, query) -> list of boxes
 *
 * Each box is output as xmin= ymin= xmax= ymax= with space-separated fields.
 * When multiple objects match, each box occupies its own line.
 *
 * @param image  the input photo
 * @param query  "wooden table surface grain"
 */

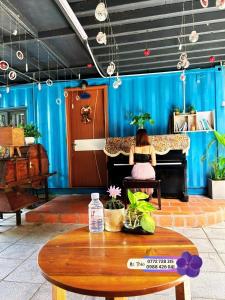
xmin=38 ymin=226 xmax=198 ymax=298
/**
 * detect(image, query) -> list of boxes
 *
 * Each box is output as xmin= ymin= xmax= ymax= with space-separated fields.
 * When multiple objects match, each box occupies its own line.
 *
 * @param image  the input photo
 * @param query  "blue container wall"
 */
xmin=0 ymin=67 xmax=224 ymax=193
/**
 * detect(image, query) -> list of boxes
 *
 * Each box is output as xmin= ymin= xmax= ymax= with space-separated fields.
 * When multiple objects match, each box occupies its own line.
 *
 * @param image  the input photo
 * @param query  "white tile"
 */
xmin=188 ymin=238 xmax=216 ymax=253
xmin=0 ymin=243 xmax=12 ymax=253
xmin=5 ymin=258 xmax=45 ymax=283
xmin=0 ymin=244 xmax=39 ymax=260
xmin=0 ymin=258 xmax=23 ymax=280
xmin=210 ymin=239 xmax=225 ymax=253
xmin=203 ymin=228 xmax=225 ymax=240
xmin=191 ymin=272 xmax=225 ymax=299
xmin=205 ymin=221 xmax=225 ymax=229
xmin=0 ymin=281 xmax=41 ymax=300
xmin=219 ymin=253 xmax=225 ymax=265
xmin=181 ymin=228 xmax=207 ymax=239
xmin=199 ymin=252 xmax=225 ymax=272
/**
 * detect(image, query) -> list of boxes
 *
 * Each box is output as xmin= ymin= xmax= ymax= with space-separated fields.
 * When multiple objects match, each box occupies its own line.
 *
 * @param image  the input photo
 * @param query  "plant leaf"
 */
xmin=214 ymin=131 xmax=225 ymax=147
xmin=137 ymin=201 xmax=156 ymax=213
xmin=128 ymin=189 xmax=136 ymax=206
xmin=140 ymin=213 xmax=155 ymax=233
xmin=133 ymin=192 xmax=149 ymax=200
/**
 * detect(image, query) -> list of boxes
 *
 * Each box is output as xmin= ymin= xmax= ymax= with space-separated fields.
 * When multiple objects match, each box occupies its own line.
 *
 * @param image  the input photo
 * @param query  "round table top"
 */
xmin=38 ymin=226 xmax=198 ymax=297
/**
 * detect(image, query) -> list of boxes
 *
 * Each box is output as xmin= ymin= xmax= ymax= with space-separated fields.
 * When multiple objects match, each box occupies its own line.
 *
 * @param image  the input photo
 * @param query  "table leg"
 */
xmin=52 ymin=285 xmax=66 ymax=300
xmin=106 ymin=298 xmax=127 ymax=300
xmin=175 ymin=276 xmax=191 ymax=300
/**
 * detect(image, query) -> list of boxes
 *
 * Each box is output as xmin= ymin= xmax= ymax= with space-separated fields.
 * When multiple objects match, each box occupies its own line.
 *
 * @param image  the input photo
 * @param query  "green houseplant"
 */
xmin=130 ymin=113 xmax=154 ymax=129
xmin=203 ymin=130 xmax=225 ymax=199
xmin=124 ymin=189 xmax=156 ymax=233
xmin=104 ymin=186 xmax=125 ymax=232
xmin=20 ymin=124 xmax=41 ymax=144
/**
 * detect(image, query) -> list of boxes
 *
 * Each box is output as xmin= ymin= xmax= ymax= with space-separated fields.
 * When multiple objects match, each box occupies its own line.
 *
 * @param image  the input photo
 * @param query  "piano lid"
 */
xmin=103 ymin=134 xmax=190 ymax=157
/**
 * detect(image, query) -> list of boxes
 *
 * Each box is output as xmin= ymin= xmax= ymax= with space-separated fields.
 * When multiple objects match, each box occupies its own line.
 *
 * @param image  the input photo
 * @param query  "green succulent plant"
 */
xmin=125 ymin=189 xmax=156 ymax=233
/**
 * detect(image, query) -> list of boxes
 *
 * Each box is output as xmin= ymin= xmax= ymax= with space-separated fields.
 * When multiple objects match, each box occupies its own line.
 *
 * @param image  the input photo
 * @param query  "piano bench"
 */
xmin=122 ymin=177 xmax=161 ymax=210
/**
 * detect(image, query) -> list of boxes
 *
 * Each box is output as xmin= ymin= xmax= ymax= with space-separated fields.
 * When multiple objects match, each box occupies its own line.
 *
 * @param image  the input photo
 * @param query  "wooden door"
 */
xmin=66 ymin=85 xmax=108 ymax=187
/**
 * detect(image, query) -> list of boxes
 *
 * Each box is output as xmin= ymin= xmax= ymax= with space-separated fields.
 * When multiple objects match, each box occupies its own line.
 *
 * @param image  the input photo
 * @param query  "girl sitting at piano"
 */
xmin=129 ymin=128 xmax=156 ymax=197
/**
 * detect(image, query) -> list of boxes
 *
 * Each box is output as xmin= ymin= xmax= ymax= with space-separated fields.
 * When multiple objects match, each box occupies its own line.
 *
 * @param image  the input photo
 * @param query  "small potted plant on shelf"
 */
xmin=188 ymin=105 xmax=196 ymax=114
xmin=173 ymin=107 xmax=181 ymax=115
xmin=130 ymin=113 xmax=154 ymax=129
xmin=20 ymin=124 xmax=41 ymax=145
xmin=104 ymin=186 xmax=125 ymax=232
xmin=124 ymin=189 xmax=156 ymax=234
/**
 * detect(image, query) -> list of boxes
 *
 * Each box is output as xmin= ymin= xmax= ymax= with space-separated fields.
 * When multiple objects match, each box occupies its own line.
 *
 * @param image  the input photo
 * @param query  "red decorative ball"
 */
xmin=87 ymin=63 xmax=93 ymax=68
xmin=209 ymin=56 xmax=215 ymax=63
xmin=143 ymin=49 xmax=151 ymax=56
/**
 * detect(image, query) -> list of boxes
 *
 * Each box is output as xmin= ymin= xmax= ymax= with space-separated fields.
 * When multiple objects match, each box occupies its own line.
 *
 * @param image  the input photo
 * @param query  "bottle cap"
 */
xmin=91 ymin=193 xmax=99 ymax=200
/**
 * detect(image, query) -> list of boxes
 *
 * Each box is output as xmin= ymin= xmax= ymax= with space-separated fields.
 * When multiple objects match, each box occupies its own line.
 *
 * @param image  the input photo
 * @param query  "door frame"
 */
xmin=65 ymin=85 xmax=108 ymax=187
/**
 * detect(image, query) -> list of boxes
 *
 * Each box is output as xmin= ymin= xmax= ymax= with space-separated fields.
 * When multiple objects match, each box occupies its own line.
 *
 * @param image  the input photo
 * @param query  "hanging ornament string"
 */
xmin=46 ymin=51 xmax=53 ymax=86
xmin=25 ymin=31 xmax=28 ymax=72
xmin=189 ymin=0 xmax=199 ymax=43
xmin=8 ymin=16 xmax=17 ymax=80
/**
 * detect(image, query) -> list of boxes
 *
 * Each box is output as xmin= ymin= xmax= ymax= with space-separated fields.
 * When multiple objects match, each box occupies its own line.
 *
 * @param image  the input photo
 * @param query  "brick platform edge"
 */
xmin=25 ymin=195 xmax=225 ymax=228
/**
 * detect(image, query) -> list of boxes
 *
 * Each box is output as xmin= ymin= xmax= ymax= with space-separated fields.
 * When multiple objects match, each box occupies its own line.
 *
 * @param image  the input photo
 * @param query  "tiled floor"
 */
xmin=0 ymin=211 xmax=225 ymax=300
xmin=25 ymin=195 xmax=225 ymax=227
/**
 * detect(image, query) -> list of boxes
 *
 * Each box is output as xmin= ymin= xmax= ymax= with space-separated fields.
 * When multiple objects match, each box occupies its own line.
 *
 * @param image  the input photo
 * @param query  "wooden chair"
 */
xmin=122 ymin=177 xmax=161 ymax=210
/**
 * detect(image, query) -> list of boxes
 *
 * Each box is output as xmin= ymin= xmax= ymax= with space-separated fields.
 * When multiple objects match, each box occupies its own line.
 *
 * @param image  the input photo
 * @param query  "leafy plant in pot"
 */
xmin=20 ymin=124 xmax=41 ymax=145
xmin=202 ymin=130 xmax=225 ymax=199
xmin=124 ymin=189 xmax=156 ymax=234
xmin=104 ymin=186 xmax=125 ymax=232
xmin=130 ymin=113 xmax=154 ymax=129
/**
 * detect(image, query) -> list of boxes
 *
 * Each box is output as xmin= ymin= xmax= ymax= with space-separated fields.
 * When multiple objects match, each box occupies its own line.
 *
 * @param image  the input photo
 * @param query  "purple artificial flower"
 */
xmin=107 ymin=185 xmax=121 ymax=199
xmin=176 ymin=251 xmax=203 ymax=278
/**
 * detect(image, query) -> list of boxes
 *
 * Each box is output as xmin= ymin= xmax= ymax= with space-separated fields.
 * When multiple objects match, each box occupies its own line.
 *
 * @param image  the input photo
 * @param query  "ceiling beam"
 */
xmin=72 ymin=0 xmax=192 ymax=17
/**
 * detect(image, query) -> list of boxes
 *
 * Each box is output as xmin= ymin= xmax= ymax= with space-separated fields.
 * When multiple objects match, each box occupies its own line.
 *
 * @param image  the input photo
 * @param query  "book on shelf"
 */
xmin=198 ymin=118 xmax=213 ymax=131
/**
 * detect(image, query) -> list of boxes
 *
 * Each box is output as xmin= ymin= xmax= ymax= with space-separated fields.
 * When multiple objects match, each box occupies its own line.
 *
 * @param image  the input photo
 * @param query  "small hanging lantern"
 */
xmin=209 ymin=56 xmax=215 ymax=63
xmin=143 ymin=49 xmax=151 ymax=56
xmin=8 ymin=71 xmax=17 ymax=80
xmin=200 ymin=0 xmax=208 ymax=8
xmin=16 ymin=50 xmax=24 ymax=60
xmin=6 ymin=86 xmax=10 ymax=93
xmin=87 ymin=63 xmax=93 ymax=68
xmin=95 ymin=2 xmax=108 ymax=22
xmin=46 ymin=79 xmax=53 ymax=86
xmin=189 ymin=30 xmax=199 ymax=43
xmin=216 ymin=0 xmax=225 ymax=9
xmin=38 ymin=82 xmax=42 ymax=91
xmin=0 ymin=60 xmax=9 ymax=71
xmin=96 ymin=31 xmax=107 ymax=45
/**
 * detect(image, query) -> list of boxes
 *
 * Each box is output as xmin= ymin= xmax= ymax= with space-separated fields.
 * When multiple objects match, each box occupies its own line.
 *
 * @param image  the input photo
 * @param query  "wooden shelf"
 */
xmin=173 ymin=111 xmax=215 ymax=133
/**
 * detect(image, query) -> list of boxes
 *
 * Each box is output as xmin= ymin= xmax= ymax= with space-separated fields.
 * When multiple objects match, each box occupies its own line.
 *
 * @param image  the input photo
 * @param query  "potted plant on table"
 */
xmin=104 ymin=186 xmax=125 ymax=232
xmin=130 ymin=113 xmax=154 ymax=129
xmin=20 ymin=124 xmax=41 ymax=145
xmin=124 ymin=189 xmax=156 ymax=234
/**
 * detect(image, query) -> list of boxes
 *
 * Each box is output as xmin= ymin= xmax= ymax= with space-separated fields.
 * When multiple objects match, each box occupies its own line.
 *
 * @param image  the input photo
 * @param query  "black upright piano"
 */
xmin=104 ymin=135 xmax=190 ymax=202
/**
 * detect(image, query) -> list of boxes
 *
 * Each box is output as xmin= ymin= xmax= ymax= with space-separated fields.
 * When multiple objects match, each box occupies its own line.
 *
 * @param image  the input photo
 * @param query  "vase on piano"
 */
xmin=25 ymin=137 xmax=35 ymax=145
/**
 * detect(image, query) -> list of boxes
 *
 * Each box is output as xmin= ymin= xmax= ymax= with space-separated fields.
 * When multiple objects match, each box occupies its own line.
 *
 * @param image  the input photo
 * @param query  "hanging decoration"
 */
xmin=38 ymin=82 xmax=42 ymax=91
xmin=56 ymin=98 xmax=62 ymax=105
xmin=143 ymin=49 xmax=151 ymax=57
xmin=113 ymin=72 xmax=122 ymax=89
xmin=0 ymin=60 xmax=9 ymax=71
xmin=8 ymin=70 xmax=17 ymax=80
xmin=200 ymin=0 xmax=208 ymax=8
xmin=64 ymin=91 xmax=68 ymax=98
xmin=46 ymin=51 xmax=53 ymax=87
xmin=6 ymin=86 xmax=10 ymax=93
xmin=16 ymin=50 xmax=24 ymax=60
xmin=95 ymin=2 xmax=108 ymax=22
xmin=180 ymin=70 xmax=186 ymax=82
xmin=107 ymin=61 xmax=115 ymax=76
xmin=177 ymin=52 xmax=190 ymax=69
xmin=216 ymin=0 xmax=225 ymax=9
xmin=96 ymin=31 xmax=107 ymax=45
xmin=209 ymin=56 xmax=215 ymax=63
xmin=81 ymin=105 xmax=92 ymax=123
xmin=25 ymin=32 xmax=29 ymax=72
xmin=177 ymin=2 xmax=190 ymax=70
xmin=87 ymin=63 xmax=93 ymax=68
xmin=189 ymin=0 xmax=199 ymax=43
xmin=189 ymin=30 xmax=199 ymax=43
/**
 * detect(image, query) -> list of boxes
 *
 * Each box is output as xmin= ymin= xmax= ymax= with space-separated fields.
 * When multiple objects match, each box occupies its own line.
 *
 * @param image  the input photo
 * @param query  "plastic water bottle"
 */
xmin=88 ymin=193 xmax=104 ymax=232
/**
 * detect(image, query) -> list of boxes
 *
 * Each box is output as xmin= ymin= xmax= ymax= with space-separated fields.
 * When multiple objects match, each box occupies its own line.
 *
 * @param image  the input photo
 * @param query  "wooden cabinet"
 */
xmin=173 ymin=111 xmax=215 ymax=133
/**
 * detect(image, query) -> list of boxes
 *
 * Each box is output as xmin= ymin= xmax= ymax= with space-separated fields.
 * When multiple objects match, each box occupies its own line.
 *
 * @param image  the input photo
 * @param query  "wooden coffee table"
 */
xmin=38 ymin=227 xmax=198 ymax=300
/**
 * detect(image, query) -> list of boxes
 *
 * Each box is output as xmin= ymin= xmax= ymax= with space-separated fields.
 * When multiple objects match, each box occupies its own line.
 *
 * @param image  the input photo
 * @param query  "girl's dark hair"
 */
xmin=136 ymin=129 xmax=150 ymax=146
